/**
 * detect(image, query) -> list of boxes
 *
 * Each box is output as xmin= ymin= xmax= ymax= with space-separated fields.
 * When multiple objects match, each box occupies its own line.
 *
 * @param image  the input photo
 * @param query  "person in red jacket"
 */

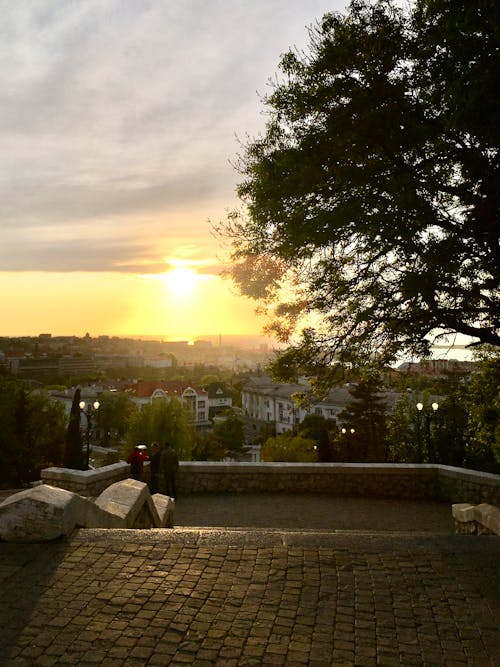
xmin=127 ymin=444 xmax=149 ymax=481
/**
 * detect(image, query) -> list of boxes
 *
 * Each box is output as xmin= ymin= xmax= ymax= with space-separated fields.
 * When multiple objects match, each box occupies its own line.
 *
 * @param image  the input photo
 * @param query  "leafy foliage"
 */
xmin=193 ymin=413 xmax=248 ymax=461
xmin=192 ymin=430 xmax=227 ymax=461
xmin=211 ymin=413 xmax=248 ymax=460
xmin=261 ymin=431 xmax=317 ymax=462
xmin=464 ymin=347 xmax=500 ymax=470
xmin=125 ymin=398 xmax=195 ymax=461
xmin=387 ymin=393 xmax=423 ymax=463
xmin=298 ymin=414 xmax=334 ymax=462
xmin=218 ymin=0 xmax=500 ymax=377
xmin=95 ymin=391 xmax=137 ymax=445
xmin=0 ymin=378 xmax=66 ymax=486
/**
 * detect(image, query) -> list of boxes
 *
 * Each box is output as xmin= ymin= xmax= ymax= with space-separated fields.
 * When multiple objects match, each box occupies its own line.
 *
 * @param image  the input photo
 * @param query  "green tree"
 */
xmin=64 ymin=388 xmax=85 ymax=470
xmin=211 ymin=413 xmax=248 ymax=460
xmin=261 ymin=431 xmax=317 ymax=462
xmin=432 ymin=393 xmax=468 ymax=468
xmin=0 ymin=378 xmax=66 ymax=486
xmin=218 ymin=0 xmax=500 ymax=378
xmin=192 ymin=430 xmax=227 ymax=461
xmin=125 ymin=398 xmax=195 ymax=461
xmin=387 ymin=393 xmax=422 ymax=463
xmin=95 ymin=391 xmax=137 ymax=445
xmin=387 ymin=391 xmax=449 ymax=464
xmin=19 ymin=391 xmax=66 ymax=480
xmin=298 ymin=414 xmax=333 ymax=462
xmin=463 ymin=347 xmax=500 ymax=471
xmin=335 ymin=376 xmax=388 ymax=462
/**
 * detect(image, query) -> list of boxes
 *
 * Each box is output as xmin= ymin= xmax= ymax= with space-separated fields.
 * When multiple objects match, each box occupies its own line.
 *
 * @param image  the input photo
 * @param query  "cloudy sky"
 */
xmin=0 ymin=0 xmax=346 ymax=339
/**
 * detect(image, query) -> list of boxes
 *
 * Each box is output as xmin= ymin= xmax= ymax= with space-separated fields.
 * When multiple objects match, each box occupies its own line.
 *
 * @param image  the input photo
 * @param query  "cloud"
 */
xmin=0 ymin=0 xmax=344 ymax=272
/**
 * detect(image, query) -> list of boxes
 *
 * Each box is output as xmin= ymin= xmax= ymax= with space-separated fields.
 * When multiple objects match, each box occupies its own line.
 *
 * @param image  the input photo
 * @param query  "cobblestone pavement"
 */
xmin=173 ymin=494 xmax=454 ymax=533
xmin=0 ymin=495 xmax=499 ymax=666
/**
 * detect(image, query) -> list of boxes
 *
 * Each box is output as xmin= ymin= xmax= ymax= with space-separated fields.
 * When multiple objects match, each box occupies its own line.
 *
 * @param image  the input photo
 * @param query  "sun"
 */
xmin=163 ymin=267 xmax=199 ymax=295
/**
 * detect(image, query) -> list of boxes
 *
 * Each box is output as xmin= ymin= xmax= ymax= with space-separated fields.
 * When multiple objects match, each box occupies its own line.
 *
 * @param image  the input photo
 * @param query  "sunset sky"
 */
xmin=0 ymin=0 xmax=344 ymax=341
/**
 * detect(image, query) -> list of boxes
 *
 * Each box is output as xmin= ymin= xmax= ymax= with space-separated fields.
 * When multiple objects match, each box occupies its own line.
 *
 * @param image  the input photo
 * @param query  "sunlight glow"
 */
xmin=163 ymin=267 xmax=199 ymax=295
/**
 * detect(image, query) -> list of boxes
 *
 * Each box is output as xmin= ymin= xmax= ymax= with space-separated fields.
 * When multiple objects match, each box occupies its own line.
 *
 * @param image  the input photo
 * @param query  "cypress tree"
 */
xmin=64 ymin=388 xmax=84 ymax=469
xmin=337 ymin=378 xmax=388 ymax=462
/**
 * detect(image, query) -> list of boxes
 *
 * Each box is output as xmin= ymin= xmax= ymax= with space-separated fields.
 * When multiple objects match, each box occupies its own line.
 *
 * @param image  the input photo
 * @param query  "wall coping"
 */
xmin=42 ymin=462 xmax=130 ymax=483
xmin=435 ymin=464 xmax=500 ymax=487
xmin=178 ymin=462 xmax=438 ymax=475
xmin=41 ymin=461 xmax=499 ymax=503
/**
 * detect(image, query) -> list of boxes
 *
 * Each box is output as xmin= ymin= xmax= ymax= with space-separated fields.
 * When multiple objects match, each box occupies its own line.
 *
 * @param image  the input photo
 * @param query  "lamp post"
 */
xmin=416 ymin=401 xmax=439 ymax=463
xmin=79 ymin=400 xmax=100 ymax=469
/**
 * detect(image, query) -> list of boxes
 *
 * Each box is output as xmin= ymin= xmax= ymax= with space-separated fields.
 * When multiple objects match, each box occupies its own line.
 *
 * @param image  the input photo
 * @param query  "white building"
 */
xmin=149 ymin=387 xmax=210 ymax=426
xmin=241 ymin=376 xmax=388 ymax=434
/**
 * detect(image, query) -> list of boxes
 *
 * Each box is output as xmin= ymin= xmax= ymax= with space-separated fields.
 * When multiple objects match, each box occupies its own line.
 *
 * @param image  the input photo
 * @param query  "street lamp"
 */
xmin=79 ymin=400 xmax=100 ymax=469
xmin=416 ymin=401 xmax=439 ymax=463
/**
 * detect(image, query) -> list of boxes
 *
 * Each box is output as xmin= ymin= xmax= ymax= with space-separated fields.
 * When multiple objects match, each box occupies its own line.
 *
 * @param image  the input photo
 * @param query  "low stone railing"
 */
xmin=41 ymin=462 xmax=136 ymax=497
xmin=177 ymin=462 xmax=500 ymax=504
xmin=41 ymin=462 xmax=500 ymax=505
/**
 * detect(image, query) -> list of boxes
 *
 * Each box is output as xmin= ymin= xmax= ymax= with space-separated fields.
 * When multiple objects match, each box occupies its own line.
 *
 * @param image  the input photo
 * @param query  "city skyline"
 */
xmin=0 ymin=1 xmax=343 ymax=340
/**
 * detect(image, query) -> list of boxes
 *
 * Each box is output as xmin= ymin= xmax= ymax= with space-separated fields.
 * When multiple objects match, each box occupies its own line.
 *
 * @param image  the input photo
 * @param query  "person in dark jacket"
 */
xmin=149 ymin=442 xmax=161 ymax=493
xmin=160 ymin=441 xmax=179 ymax=498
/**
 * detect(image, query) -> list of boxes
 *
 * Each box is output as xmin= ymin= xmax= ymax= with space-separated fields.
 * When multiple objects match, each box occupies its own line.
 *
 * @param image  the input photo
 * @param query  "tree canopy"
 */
xmin=125 ymin=398 xmax=195 ymax=461
xmin=218 ymin=0 xmax=499 ymax=373
xmin=0 ymin=378 xmax=66 ymax=486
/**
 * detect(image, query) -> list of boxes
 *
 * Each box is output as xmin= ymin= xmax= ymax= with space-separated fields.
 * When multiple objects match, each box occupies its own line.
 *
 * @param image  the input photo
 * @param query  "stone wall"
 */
xmin=177 ymin=462 xmax=441 ymax=499
xmin=41 ymin=462 xmax=132 ymax=497
xmin=40 ymin=462 xmax=500 ymax=505
xmin=177 ymin=462 xmax=500 ymax=504
xmin=435 ymin=465 xmax=500 ymax=505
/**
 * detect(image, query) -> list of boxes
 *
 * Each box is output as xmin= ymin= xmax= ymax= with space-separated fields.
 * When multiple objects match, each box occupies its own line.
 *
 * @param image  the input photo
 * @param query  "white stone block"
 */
xmin=0 ymin=485 xmax=108 ymax=542
xmin=452 ymin=503 xmax=476 ymax=523
xmin=474 ymin=503 xmax=500 ymax=535
xmin=94 ymin=479 xmax=161 ymax=528
xmin=152 ymin=494 xmax=175 ymax=528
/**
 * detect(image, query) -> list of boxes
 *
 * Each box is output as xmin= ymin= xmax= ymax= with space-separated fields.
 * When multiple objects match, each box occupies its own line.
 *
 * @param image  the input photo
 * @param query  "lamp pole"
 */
xmin=79 ymin=400 xmax=100 ymax=469
xmin=416 ymin=402 xmax=439 ymax=463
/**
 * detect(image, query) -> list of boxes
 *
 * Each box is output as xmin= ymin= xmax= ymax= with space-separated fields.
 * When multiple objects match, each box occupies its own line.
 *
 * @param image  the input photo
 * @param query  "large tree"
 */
xmin=218 ymin=0 xmax=499 ymax=375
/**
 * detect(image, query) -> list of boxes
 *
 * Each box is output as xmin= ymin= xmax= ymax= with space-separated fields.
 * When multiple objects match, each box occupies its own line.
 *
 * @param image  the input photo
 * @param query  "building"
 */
xmin=203 ymin=382 xmax=233 ymax=418
xmin=242 ymin=376 xmax=401 ymax=435
xmin=132 ymin=381 xmax=210 ymax=427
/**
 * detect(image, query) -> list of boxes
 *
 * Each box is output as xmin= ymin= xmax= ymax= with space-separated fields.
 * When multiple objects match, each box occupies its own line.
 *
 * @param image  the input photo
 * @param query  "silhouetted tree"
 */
xmin=298 ymin=414 xmax=333 ymax=462
xmin=0 ymin=378 xmax=66 ymax=486
xmin=64 ymin=388 xmax=85 ymax=469
xmin=336 ymin=377 xmax=388 ymax=462
xmin=218 ymin=0 xmax=499 ymax=384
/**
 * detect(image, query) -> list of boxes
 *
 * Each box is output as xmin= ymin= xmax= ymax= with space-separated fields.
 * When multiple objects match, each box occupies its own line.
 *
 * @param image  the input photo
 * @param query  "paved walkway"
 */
xmin=0 ymin=495 xmax=499 ymax=666
xmin=173 ymin=493 xmax=454 ymax=533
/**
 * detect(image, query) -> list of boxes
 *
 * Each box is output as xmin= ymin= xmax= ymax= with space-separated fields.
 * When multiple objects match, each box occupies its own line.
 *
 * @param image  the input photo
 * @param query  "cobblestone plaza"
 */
xmin=0 ymin=496 xmax=498 ymax=666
